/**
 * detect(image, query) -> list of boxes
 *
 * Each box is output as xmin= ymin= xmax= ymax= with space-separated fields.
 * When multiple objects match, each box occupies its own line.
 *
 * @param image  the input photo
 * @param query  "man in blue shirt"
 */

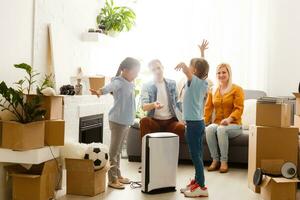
xmin=139 ymin=59 xmax=185 ymax=142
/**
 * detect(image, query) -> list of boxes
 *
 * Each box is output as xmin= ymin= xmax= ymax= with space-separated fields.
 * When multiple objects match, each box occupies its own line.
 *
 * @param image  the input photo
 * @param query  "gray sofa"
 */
xmin=127 ymin=90 xmax=267 ymax=164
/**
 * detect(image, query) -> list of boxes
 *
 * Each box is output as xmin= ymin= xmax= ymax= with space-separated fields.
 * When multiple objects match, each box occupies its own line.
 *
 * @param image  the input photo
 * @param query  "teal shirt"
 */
xmin=102 ymin=76 xmax=136 ymax=126
xmin=183 ymin=75 xmax=208 ymax=121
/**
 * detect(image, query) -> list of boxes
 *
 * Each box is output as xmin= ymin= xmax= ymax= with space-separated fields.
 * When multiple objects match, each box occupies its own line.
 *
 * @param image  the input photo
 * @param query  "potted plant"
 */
xmin=96 ymin=0 xmax=136 ymax=36
xmin=0 ymin=63 xmax=46 ymax=150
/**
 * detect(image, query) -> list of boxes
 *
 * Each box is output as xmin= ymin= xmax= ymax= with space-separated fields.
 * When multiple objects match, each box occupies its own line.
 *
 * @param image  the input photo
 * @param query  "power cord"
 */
xmin=130 ymin=181 xmax=142 ymax=189
xmin=46 ymin=144 xmax=62 ymax=200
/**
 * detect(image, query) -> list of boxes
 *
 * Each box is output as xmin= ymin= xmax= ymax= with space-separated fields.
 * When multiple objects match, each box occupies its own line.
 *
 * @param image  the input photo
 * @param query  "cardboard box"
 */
xmin=248 ymin=126 xmax=298 ymax=193
xmin=45 ymin=120 xmax=65 ymax=146
xmin=1 ymin=121 xmax=45 ymax=151
xmin=294 ymin=115 xmax=300 ymax=132
xmin=89 ymin=76 xmax=105 ymax=91
xmin=256 ymin=103 xmax=291 ymax=127
xmin=5 ymin=159 xmax=59 ymax=200
xmin=293 ymin=93 xmax=300 ymax=115
xmin=261 ymin=176 xmax=299 ymax=200
xmin=65 ymin=158 xmax=109 ymax=196
xmin=27 ymin=95 xmax=63 ymax=120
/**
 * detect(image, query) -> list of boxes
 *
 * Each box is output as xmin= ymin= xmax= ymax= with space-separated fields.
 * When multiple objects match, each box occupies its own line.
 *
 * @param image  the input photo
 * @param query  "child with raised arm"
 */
xmin=175 ymin=58 xmax=209 ymax=198
xmin=90 ymin=57 xmax=140 ymax=189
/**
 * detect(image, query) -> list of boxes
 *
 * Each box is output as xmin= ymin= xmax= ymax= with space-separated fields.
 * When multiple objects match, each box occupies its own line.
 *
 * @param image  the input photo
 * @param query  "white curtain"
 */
xmin=90 ymin=0 xmax=270 ymax=91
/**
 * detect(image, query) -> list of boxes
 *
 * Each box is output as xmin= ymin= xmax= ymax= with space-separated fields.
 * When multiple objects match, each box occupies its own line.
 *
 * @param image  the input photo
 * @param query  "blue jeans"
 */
xmin=205 ymin=124 xmax=242 ymax=162
xmin=185 ymin=120 xmax=205 ymax=187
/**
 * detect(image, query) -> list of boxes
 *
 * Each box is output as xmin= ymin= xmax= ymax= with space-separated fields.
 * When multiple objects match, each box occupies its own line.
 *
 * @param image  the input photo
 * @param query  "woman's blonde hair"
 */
xmin=214 ymin=63 xmax=233 ymax=94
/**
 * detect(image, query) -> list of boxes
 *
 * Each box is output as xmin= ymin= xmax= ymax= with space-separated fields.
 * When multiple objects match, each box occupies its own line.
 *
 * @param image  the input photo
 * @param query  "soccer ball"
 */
xmin=84 ymin=144 xmax=109 ymax=170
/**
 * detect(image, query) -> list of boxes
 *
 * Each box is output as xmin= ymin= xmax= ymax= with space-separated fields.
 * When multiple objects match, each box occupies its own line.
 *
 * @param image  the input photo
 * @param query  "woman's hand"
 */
xmin=198 ymin=39 xmax=209 ymax=58
xmin=89 ymin=89 xmax=102 ymax=97
xmin=220 ymin=117 xmax=233 ymax=126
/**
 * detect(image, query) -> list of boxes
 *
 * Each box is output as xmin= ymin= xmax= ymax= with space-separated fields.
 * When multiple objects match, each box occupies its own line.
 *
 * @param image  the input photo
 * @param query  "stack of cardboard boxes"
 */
xmin=4 ymin=95 xmax=65 ymax=200
xmin=248 ymin=100 xmax=299 ymax=200
xmin=293 ymin=93 xmax=300 ymax=181
xmin=293 ymin=93 xmax=300 ymax=132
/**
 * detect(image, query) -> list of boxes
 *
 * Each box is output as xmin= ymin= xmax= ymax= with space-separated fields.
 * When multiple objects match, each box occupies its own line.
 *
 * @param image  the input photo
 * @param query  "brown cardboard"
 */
xmin=260 ymin=176 xmax=299 ymax=200
xmin=65 ymin=158 xmax=109 ymax=196
xmin=5 ymin=159 xmax=59 ymax=200
xmin=27 ymin=95 xmax=63 ymax=120
xmin=45 ymin=120 xmax=65 ymax=146
xmin=248 ymin=126 xmax=298 ymax=193
xmin=89 ymin=76 xmax=105 ymax=90
xmin=293 ymin=115 xmax=300 ymax=132
xmin=1 ymin=121 xmax=45 ymax=151
xmin=256 ymin=103 xmax=291 ymax=127
xmin=293 ymin=93 xmax=300 ymax=115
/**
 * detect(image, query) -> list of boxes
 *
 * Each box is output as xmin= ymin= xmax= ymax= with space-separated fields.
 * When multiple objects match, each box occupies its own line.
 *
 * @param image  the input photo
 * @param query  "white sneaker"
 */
xmin=180 ymin=179 xmax=196 ymax=193
xmin=184 ymin=183 xmax=209 ymax=198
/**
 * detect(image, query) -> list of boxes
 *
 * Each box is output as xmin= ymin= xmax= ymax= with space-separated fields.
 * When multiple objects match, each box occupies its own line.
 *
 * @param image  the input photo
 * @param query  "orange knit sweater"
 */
xmin=204 ymin=84 xmax=244 ymax=125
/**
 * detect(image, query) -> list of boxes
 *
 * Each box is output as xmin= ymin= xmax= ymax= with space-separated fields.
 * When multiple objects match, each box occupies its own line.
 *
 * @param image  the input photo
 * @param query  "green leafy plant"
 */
xmin=134 ymin=78 xmax=146 ymax=119
xmin=14 ymin=63 xmax=40 ymax=95
xmin=97 ymin=0 xmax=136 ymax=34
xmin=37 ymin=73 xmax=55 ymax=93
xmin=0 ymin=63 xmax=46 ymax=123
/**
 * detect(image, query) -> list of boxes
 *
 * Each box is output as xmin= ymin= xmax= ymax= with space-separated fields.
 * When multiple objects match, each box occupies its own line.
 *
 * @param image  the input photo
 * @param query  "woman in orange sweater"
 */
xmin=204 ymin=63 xmax=244 ymax=173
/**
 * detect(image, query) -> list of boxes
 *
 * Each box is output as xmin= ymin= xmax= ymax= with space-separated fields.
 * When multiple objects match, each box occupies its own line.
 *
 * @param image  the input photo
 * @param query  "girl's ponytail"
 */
xmin=115 ymin=65 xmax=123 ymax=77
xmin=116 ymin=57 xmax=140 ymax=77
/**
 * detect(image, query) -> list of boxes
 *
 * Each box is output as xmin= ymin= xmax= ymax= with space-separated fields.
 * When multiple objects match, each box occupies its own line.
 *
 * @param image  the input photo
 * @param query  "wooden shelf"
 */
xmin=81 ymin=32 xmax=110 ymax=42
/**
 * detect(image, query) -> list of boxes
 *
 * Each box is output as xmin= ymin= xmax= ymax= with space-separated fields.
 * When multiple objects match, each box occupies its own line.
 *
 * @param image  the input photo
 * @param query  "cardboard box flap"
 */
xmin=261 ymin=176 xmax=272 ymax=187
xmin=41 ymin=159 xmax=57 ymax=175
xmin=5 ymin=164 xmax=29 ymax=175
xmin=261 ymin=159 xmax=284 ymax=175
xmin=11 ymin=174 xmax=40 ymax=179
xmin=65 ymin=158 xmax=95 ymax=172
xmin=273 ymin=177 xmax=300 ymax=183
xmin=293 ymin=93 xmax=300 ymax=98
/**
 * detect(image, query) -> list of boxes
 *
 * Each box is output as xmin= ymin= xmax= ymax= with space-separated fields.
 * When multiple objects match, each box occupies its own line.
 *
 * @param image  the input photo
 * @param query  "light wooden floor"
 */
xmin=56 ymin=159 xmax=300 ymax=200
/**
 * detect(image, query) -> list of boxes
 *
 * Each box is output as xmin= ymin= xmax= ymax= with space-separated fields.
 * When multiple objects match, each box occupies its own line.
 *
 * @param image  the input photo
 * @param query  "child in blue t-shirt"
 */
xmin=175 ymin=58 xmax=209 ymax=198
xmin=90 ymin=57 xmax=140 ymax=190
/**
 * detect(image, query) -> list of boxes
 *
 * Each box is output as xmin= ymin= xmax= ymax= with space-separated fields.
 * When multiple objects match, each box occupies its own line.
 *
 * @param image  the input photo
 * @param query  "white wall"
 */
xmin=0 ymin=0 xmax=299 ymax=96
xmin=33 ymin=0 xmax=103 ymax=89
xmin=266 ymin=0 xmax=300 ymax=96
xmin=0 ymin=0 xmax=34 ymax=86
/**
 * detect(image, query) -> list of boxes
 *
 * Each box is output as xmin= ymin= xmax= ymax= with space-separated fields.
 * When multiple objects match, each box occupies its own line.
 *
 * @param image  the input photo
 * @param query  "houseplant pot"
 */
xmin=27 ymin=95 xmax=63 ymax=120
xmin=0 ymin=63 xmax=47 ymax=150
xmin=1 ymin=120 xmax=45 ymax=150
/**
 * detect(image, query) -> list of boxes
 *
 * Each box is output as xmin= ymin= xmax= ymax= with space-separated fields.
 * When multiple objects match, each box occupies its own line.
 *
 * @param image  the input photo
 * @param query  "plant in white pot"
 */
xmin=0 ymin=63 xmax=46 ymax=150
xmin=96 ymin=0 xmax=136 ymax=36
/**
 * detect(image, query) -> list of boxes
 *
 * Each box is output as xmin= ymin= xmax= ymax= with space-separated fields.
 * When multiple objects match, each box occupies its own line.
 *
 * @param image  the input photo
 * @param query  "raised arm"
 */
xmin=175 ymin=63 xmax=193 ymax=81
xmin=198 ymin=39 xmax=209 ymax=58
xmin=90 ymin=79 xmax=120 ymax=97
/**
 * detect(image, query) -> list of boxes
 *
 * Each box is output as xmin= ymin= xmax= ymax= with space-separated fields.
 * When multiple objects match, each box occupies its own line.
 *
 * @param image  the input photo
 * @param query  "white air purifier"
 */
xmin=141 ymin=132 xmax=179 ymax=193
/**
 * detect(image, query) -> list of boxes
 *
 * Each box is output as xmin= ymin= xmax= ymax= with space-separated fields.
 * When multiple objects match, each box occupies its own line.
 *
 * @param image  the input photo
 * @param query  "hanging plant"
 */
xmin=97 ymin=0 xmax=136 ymax=35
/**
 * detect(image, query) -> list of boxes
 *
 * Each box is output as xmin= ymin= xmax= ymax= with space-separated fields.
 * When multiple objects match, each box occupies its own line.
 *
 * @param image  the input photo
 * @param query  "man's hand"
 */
xmin=220 ymin=117 xmax=233 ymax=126
xmin=198 ymin=39 xmax=209 ymax=58
xmin=153 ymin=101 xmax=164 ymax=110
xmin=89 ymin=89 xmax=102 ymax=98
